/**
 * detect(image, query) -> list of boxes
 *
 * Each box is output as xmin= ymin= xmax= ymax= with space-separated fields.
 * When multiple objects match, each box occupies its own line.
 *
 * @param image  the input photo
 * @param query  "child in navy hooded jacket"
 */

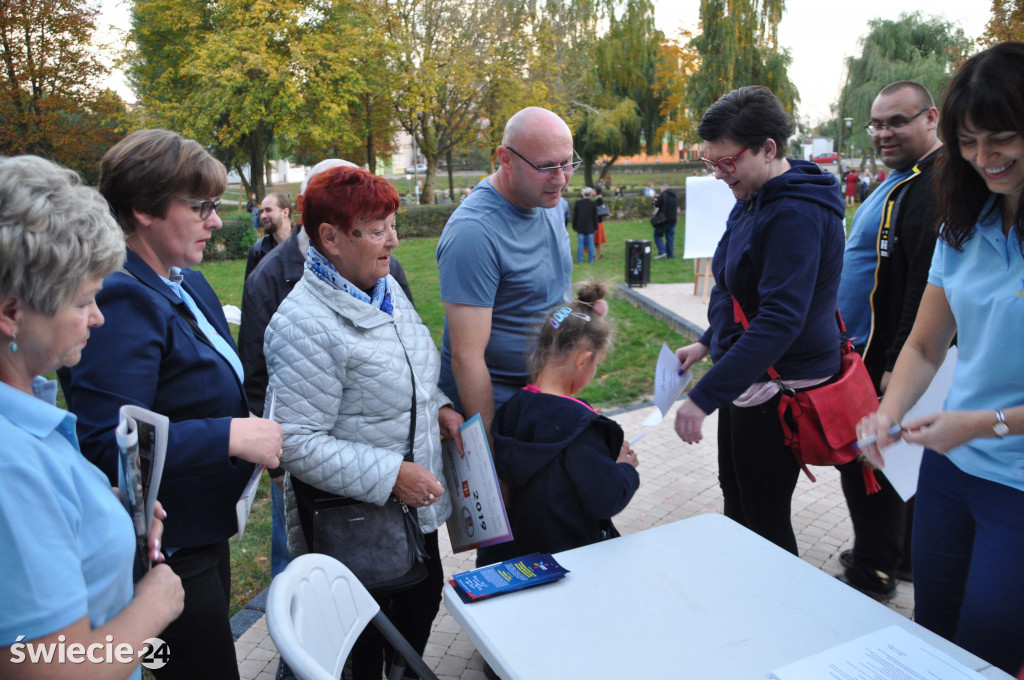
xmin=492 ymin=283 xmax=639 ymax=558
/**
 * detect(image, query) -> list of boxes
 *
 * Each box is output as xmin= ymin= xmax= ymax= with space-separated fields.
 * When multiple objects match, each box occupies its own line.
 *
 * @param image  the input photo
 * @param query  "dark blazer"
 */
xmin=572 ymin=197 xmax=598 ymax=235
xmin=59 ymin=248 xmax=253 ymax=548
xmin=655 ymin=188 xmax=678 ymax=222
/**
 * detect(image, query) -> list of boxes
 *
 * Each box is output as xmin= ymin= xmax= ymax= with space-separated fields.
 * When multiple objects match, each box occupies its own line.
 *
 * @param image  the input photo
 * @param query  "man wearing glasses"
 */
xmin=436 ymin=105 xmax=574 ymax=487
xmin=836 ymin=81 xmax=943 ymax=599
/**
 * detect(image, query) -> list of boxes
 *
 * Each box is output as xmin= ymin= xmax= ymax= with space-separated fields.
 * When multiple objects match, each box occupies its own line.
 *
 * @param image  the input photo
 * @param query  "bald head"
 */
xmin=502 ymin=107 xmax=572 ymax=148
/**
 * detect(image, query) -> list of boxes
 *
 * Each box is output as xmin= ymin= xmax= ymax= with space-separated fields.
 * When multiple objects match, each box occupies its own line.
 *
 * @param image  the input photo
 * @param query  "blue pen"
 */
xmin=853 ymin=424 xmax=903 ymax=451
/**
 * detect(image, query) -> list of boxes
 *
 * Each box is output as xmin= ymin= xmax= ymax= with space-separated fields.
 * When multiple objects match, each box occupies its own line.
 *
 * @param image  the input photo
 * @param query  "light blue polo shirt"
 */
xmin=928 ymin=197 xmax=1024 ymax=491
xmin=0 ymin=378 xmax=138 ymax=677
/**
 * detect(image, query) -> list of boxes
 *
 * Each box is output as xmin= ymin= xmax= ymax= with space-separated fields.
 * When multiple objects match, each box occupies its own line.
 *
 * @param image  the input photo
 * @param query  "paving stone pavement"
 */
xmin=236 ymin=284 xmax=914 ymax=680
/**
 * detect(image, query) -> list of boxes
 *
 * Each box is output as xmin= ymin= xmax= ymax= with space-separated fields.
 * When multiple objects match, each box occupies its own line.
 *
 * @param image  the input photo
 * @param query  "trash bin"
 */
xmin=625 ymin=239 xmax=651 ymax=287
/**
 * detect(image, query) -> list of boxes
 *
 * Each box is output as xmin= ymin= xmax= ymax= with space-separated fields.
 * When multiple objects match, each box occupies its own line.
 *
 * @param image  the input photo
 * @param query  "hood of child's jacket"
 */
xmin=492 ymin=391 xmax=609 ymax=488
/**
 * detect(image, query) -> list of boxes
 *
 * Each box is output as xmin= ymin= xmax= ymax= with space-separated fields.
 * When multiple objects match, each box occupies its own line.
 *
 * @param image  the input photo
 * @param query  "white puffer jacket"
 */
xmin=265 ymin=270 xmax=452 ymax=555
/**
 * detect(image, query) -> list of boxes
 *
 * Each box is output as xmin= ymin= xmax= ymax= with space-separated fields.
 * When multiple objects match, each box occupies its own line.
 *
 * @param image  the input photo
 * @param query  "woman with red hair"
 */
xmin=265 ymin=166 xmax=462 ymax=679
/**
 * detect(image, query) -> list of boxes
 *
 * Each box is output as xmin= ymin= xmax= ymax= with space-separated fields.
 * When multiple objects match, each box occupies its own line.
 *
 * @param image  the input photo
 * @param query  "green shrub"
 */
xmin=570 ymin=193 xmax=682 ymax=222
xmin=395 ymin=202 xmax=459 ymax=239
xmin=207 ymin=216 xmax=258 ymax=261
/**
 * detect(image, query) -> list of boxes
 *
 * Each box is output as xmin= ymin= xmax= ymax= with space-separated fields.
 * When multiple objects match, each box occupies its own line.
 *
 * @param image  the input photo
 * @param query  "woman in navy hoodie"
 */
xmin=673 ymin=86 xmax=846 ymax=555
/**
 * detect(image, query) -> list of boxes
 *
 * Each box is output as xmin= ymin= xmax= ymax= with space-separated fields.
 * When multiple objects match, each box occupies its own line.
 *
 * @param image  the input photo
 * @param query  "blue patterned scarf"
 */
xmin=306 ymin=245 xmax=394 ymax=316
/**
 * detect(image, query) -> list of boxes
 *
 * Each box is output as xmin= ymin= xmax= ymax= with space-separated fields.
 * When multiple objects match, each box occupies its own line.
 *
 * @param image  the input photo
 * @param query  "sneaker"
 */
xmin=654 ymin=253 xmax=667 ymax=260
xmin=840 ymin=549 xmax=913 ymax=583
xmin=836 ymin=568 xmax=896 ymax=600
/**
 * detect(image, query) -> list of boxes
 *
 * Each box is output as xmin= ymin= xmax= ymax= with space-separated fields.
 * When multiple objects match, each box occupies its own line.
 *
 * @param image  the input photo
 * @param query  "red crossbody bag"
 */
xmin=732 ymin=297 xmax=881 ymax=494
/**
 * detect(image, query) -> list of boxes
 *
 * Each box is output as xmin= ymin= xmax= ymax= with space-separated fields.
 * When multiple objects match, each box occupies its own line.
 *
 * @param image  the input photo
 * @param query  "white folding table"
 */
xmin=443 ymin=513 xmax=1013 ymax=679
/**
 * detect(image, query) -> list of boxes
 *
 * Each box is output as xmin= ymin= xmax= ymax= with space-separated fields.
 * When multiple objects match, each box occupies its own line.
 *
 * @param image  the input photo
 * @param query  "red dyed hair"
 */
xmin=300 ymin=166 xmax=399 ymax=252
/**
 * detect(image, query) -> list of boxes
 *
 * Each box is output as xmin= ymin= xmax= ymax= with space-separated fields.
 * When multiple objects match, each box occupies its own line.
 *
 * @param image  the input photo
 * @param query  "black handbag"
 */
xmin=650 ymin=210 xmax=669 ymax=227
xmin=291 ymin=351 xmax=429 ymax=595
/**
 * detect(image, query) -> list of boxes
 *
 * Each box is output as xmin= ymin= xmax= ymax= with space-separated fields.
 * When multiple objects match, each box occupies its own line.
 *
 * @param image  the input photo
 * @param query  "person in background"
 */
xmin=856 ymin=42 xmax=1024 ymax=676
xmin=594 ymin=185 xmax=608 ymax=260
xmin=845 ymin=168 xmax=859 ymax=206
xmin=244 ymin=192 xmax=292 ymax=280
xmin=673 ymin=86 xmax=846 ymax=556
xmin=59 ymin=129 xmax=283 ymax=680
xmin=572 ymin=187 xmax=598 ymax=264
xmin=0 ymin=155 xmax=184 ymax=680
xmin=265 ymin=165 xmax=461 ymax=680
xmin=652 ymin=183 xmax=678 ymax=260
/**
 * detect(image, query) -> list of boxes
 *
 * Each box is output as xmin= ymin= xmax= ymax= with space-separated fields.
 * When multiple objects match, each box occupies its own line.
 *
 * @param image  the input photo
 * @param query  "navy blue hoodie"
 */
xmin=688 ymin=159 xmax=846 ymax=414
xmin=492 ymin=389 xmax=639 ymax=558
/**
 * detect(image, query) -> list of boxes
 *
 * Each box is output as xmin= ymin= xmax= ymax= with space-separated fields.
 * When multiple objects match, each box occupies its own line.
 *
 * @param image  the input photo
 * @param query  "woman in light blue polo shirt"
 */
xmin=0 ymin=156 xmax=183 ymax=679
xmin=856 ymin=43 xmax=1024 ymax=676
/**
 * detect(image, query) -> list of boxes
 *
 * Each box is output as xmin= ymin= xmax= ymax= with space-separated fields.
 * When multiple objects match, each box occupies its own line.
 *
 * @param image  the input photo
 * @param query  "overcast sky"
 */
xmin=97 ymin=0 xmax=989 ymax=126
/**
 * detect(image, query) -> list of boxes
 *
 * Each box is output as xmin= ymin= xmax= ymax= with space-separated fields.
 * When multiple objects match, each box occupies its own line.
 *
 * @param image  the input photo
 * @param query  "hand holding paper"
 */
xmin=643 ymin=343 xmax=694 ymax=427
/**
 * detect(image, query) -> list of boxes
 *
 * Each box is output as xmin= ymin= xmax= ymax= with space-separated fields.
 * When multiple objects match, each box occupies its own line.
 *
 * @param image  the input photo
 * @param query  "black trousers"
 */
xmin=838 ymin=459 xmax=914 ymax=577
xmin=717 ymin=394 xmax=802 ymax=556
xmin=153 ymin=541 xmax=239 ymax=680
xmin=350 ymin=530 xmax=443 ymax=680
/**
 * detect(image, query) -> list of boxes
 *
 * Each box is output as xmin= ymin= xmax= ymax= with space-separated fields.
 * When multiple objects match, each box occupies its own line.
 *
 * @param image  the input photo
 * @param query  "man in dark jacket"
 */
xmin=653 ymin=184 xmax=678 ymax=259
xmin=571 ymin=187 xmax=598 ymax=263
xmin=835 ymin=81 xmax=943 ymax=599
xmin=244 ymin=192 xmax=292 ymax=280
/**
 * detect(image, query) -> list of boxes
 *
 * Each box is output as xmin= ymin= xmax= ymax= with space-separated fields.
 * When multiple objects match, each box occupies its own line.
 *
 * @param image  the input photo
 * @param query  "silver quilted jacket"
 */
xmin=264 ymin=269 xmax=452 ymax=555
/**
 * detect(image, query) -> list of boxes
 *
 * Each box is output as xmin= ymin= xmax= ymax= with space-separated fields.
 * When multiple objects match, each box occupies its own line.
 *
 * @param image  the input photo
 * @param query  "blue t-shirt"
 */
xmin=0 ymin=378 xmax=137 ymax=677
xmin=838 ymin=167 xmax=913 ymax=347
xmin=437 ymin=178 xmax=573 ymax=413
xmin=928 ymin=197 xmax=1024 ymax=492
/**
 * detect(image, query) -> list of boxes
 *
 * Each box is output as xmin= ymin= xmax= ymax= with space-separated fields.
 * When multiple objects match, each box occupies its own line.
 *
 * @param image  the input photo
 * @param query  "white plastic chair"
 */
xmin=266 ymin=553 xmax=439 ymax=680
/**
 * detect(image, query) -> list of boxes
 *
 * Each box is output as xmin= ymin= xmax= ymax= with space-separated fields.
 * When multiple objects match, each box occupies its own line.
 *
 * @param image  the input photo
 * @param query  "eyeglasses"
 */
xmin=701 ymin=147 xmax=748 ymax=175
xmin=177 ymin=197 xmax=222 ymax=220
xmin=864 ymin=108 xmax=929 ymax=136
xmin=505 ymin=146 xmax=583 ymax=176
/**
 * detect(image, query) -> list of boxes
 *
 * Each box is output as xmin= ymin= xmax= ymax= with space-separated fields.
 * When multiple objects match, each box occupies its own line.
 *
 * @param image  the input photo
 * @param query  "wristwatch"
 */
xmin=993 ymin=409 xmax=1009 ymax=438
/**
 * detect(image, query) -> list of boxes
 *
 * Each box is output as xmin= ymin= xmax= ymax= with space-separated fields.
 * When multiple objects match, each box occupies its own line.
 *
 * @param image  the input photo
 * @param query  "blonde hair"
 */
xmin=527 ymin=281 xmax=612 ymax=381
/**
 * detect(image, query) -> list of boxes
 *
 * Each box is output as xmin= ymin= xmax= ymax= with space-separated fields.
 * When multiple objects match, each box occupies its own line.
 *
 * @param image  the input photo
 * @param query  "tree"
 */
xmin=386 ymin=0 xmax=536 ymax=203
xmin=980 ymin=0 xmax=1024 ymax=45
xmin=833 ymin=12 xmax=971 ymax=168
xmin=687 ymin=0 xmax=797 ymax=118
xmin=0 ymin=0 xmax=128 ymax=181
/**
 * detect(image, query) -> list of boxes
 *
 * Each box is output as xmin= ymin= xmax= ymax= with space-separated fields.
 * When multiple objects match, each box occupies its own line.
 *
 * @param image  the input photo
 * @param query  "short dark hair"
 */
xmin=697 ymin=86 xmax=794 ymax=159
xmin=301 ymin=166 xmax=399 ymax=253
xmin=99 ymin=129 xmax=227 ymax=235
xmin=264 ymin=192 xmax=292 ymax=217
xmin=878 ymin=81 xmax=935 ymax=110
xmin=935 ymin=42 xmax=1024 ymax=253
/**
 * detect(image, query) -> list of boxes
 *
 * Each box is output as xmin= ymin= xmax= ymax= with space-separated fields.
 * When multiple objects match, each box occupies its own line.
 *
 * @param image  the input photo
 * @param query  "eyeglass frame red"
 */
xmin=700 ymin=147 xmax=748 ymax=175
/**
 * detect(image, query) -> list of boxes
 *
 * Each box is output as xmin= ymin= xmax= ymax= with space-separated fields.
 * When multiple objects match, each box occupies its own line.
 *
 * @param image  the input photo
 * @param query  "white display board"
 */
xmin=683 ymin=176 xmax=736 ymax=260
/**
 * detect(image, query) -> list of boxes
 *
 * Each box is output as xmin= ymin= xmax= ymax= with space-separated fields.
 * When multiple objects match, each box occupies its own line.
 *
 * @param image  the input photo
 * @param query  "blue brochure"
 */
xmin=449 ymin=553 xmax=569 ymax=603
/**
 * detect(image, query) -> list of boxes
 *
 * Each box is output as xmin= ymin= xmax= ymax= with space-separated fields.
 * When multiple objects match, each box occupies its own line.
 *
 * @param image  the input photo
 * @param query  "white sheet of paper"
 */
xmin=222 ymin=304 xmax=241 ymax=325
xmin=769 ymin=624 xmax=984 ymax=680
xmin=683 ymin=176 xmax=735 ymax=260
xmin=644 ymin=343 xmax=693 ymax=427
xmin=441 ymin=414 xmax=513 ymax=553
xmin=880 ymin=347 xmax=958 ymax=502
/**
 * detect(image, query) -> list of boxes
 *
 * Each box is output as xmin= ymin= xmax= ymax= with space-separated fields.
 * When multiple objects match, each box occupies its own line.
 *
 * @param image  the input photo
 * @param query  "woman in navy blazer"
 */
xmin=59 ymin=129 xmax=283 ymax=680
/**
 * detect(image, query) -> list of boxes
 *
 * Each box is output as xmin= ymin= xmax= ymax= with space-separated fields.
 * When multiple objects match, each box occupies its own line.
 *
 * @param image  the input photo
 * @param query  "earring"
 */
xmin=8 ymin=334 xmax=16 ymax=353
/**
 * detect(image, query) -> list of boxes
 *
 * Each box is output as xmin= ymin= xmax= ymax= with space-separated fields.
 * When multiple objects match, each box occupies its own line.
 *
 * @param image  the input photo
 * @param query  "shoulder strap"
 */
xmin=730 ymin=296 xmax=851 ymax=383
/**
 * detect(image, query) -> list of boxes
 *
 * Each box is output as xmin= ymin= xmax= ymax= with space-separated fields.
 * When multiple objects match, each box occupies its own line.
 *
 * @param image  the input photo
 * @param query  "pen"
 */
xmin=853 ymin=424 xmax=903 ymax=451
xmin=629 ymin=433 xmax=646 ymax=446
